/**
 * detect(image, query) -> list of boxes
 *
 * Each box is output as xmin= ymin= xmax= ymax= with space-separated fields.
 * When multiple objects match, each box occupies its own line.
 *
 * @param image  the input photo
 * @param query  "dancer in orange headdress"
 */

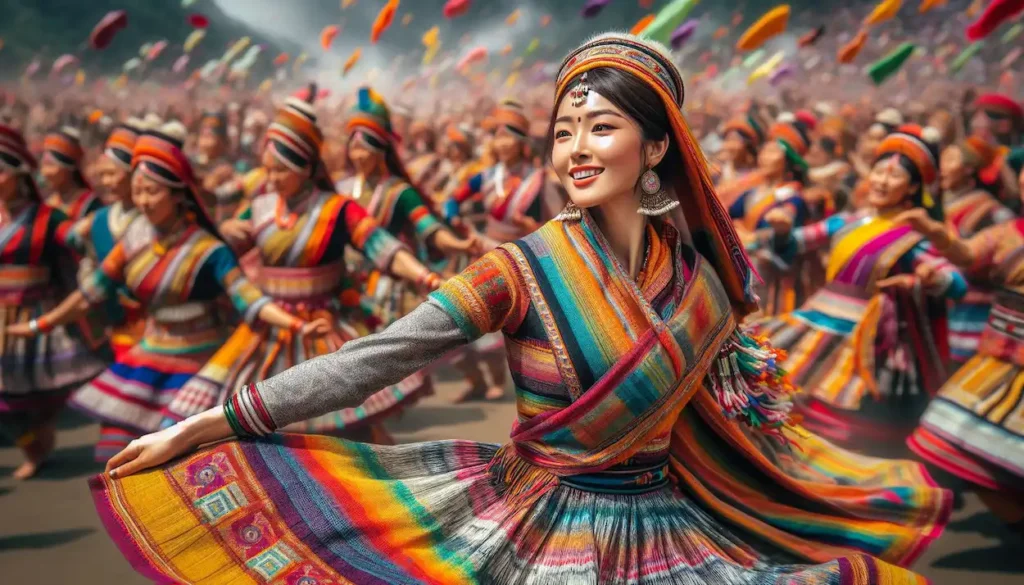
xmin=0 ymin=123 xmax=108 ymax=479
xmin=40 ymin=126 xmax=102 ymax=221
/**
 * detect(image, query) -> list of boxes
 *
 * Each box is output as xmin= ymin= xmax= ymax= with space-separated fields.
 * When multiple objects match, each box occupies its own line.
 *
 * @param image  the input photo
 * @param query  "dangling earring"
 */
xmin=637 ymin=168 xmax=679 ymax=216
xmin=555 ymin=200 xmax=582 ymax=222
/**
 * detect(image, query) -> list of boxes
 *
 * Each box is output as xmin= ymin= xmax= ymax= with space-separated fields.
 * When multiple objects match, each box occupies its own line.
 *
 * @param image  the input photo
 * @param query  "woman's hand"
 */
xmin=105 ymin=424 xmax=196 ymax=479
xmin=876 ymin=274 xmax=917 ymax=293
xmin=220 ymin=219 xmax=251 ymax=246
xmin=895 ymin=208 xmax=940 ymax=237
xmin=763 ymin=208 xmax=794 ymax=236
xmin=511 ymin=214 xmax=541 ymax=234
xmin=301 ymin=317 xmax=333 ymax=338
xmin=914 ymin=261 xmax=945 ymax=291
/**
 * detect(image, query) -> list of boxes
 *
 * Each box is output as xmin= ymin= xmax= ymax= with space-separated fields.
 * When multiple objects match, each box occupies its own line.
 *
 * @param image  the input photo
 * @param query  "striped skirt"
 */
xmin=946 ymin=288 xmax=993 ymax=365
xmin=91 ymin=435 xmax=931 ymax=585
xmin=0 ymin=300 xmax=109 ymax=442
xmin=753 ymin=286 xmax=931 ymax=450
xmin=908 ymin=352 xmax=1024 ymax=492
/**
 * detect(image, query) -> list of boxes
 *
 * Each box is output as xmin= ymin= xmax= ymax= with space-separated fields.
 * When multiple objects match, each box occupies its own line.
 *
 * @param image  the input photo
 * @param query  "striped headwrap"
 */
xmin=42 ymin=126 xmax=85 ymax=169
xmin=973 ymin=93 xmax=1023 ymax=127
xmin=875 ymin=125 xmax=939 ymax=186
xmin=555 ymin=32 xmax=757 ymax=314
xmin=104 ymin=119 xmax=142 ymax=171
xmin=722 ymin=114 xmax=764 ymax=152
xmin=957 ymin=136 xmax=997 ymax=171
xmin=346 ymin=87 xmax=400 ymax=153
xmin=0 ymin=123 xmax=37 ymax=174
xmin=493 ymin=99 xmax=530 ymax=139
xmin=266 ymin=97 xmax=324 ymax=173
xmin=132 ymin=123 xmax=196 ymax=189
xmin=875 ymin=124 xmax=942 ymax=221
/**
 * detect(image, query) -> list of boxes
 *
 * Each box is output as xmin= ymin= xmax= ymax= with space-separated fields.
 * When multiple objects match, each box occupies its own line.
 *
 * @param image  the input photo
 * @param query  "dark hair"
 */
xmin=546 ymin=67 xmax=684 ymax=190
xmin=784 ymin=157 xmax=808 ymax=186
xmin=17 ymin=173 xmax=42 ymax=202
xmin=175 ymin=186 xmax=226 ymax=242
xmin=872 ymin=152 xmax=944 ymax=222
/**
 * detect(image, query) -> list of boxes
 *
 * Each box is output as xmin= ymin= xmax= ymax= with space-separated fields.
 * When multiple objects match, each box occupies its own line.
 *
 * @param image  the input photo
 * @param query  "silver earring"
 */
xmin=554 ymin=200 xmax=582 ymax=222
xmin=637 ymin=168 xmax=679 ymax=216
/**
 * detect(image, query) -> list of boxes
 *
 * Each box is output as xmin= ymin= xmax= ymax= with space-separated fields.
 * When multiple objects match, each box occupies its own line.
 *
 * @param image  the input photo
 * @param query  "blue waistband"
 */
xmin=561 ymin=458 xmax=671 ymax=495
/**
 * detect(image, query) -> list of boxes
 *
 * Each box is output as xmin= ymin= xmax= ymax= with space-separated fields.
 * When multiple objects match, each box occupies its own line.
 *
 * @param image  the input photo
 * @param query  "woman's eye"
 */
xmin=555 ymin=130 xmax=571 ymax=139
xmin=593 ymin=123 xmax=614 ymax=132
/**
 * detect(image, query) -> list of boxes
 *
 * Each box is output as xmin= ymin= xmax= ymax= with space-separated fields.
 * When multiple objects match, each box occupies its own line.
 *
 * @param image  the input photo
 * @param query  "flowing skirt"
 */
xmin=92 ymin=435 xmax=932 ymax=585
xmin=908 ymin=352 xmax=1024 ymax=492
xmin=753 ymin=285 xmax=935 ymax=451
xmin=0 ymin=300 xmax=108 ymax=443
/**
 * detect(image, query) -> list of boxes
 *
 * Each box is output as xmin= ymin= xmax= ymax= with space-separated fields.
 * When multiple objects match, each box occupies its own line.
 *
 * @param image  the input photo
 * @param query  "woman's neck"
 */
xmin=1 ymin=192 xmax=31 ymax=219
xmin=947 ymin=178 xmax=975 ymax=197
xmin=875 ymin=201 xmax=911 ymax=219
xmin=359 ymin=168 xmax=384 ymax=186
xmin=592 ymin=193 xmax=649 ymax=281
xmin=152 ymin=212 xmax=185 ymax=236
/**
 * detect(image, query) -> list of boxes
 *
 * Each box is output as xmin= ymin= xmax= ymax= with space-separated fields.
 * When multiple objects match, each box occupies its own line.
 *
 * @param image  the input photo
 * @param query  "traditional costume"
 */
xmin=0 ymin=124 xmax=107 ymax=462
xmin=69 ymin=125 xmax=271 ymax=461
xmin=754 ymin=127 xmax=968 ymax=450
xmin=731 ymin=118 xmax=813 ymax=317
xmin=164 ymin=97 xmax=424 ymax=443
xmin=92 ymin=34 xmax=947 ymax=585
xmin=942 ymin=137 xmax=1017 ymax=365
xmin=908 ymin=218 xmax=1024 ymax=518
xmin=41 ymin=126 xmax=102 ymax=221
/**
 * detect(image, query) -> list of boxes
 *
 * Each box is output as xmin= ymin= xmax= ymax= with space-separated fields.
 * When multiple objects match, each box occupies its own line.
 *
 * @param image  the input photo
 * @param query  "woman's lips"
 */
xmin=570 ymin=165 xmax=604 ymax=188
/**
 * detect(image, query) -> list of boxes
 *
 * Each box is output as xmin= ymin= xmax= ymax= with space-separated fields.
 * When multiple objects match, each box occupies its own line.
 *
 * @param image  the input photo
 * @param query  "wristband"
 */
xmin=289 ymin=319 xmax=304 ymax=334
xmin=223 ymin=399 xmax=251 ymax=438
xmin=28 ymin=319 xmax=39 ymax=335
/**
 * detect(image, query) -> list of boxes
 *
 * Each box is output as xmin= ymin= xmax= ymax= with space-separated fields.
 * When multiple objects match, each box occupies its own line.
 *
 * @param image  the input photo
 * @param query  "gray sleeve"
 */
xmin=252 ymin=300 xmax=469 ymax=429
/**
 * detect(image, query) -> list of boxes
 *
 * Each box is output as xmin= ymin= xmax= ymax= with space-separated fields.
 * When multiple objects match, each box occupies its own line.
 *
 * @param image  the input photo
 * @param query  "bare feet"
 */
xmin=452 ymin=383 xmax=486 ymax=404
xmin=13 ymin=423 xmax=56 ymax=480
xmin=484 ymin=386 xmax=506 ymax=401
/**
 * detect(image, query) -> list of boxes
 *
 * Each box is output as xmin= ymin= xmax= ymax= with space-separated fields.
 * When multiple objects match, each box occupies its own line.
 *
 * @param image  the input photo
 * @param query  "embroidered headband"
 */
xmin=973 ymin=93 xmax=1023 ymax=124
xmin=554 ymin=32 xmax=757 ymax=315
xmin=266 ymin=97 xmax=324 ymax=173
xmin=722 ymin=115 xmax=764 ymax=149
xmin=132 ymin=124 xmax=195 ymax=189
xmin=43 ymin=127 xmax=84 ymax=168
xmin=875 ymin=126 xmax=938 ymax=185
xmin=492 ymin=99 xmax=530 ymax=139
xmin=0 ymin=123 xmax=37 ymax=174
xmin=768 ymin=120 xmax=810 ymax=157
xmin=346 ymin=87 xmax=401 ymax=151
xmin=104 ymin=121 xmax=142 ymax=171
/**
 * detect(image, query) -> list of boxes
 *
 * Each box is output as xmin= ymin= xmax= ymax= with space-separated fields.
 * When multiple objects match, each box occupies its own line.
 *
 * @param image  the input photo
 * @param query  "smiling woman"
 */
xmin=89 ymin=33 xmax=948 ymax=585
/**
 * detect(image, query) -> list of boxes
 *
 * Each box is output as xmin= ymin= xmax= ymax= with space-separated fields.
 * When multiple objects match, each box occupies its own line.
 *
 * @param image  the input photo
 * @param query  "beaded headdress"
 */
xmin=555 ymin=32 xmax=757 ymax=314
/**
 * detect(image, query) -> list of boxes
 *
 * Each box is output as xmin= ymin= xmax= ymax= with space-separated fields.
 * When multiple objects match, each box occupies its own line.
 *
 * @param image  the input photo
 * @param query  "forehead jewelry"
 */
xmin=569 ymin=73 xmax=590 ymax=108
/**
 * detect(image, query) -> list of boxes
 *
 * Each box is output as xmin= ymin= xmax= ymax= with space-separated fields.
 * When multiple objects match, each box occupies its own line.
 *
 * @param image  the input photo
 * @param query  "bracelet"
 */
xmin=288 ymin=319 xmax=304 ymax=334
xmin=416 ymin=270 xmax=441 ymax=291
xmin=36 ymin=316 xmax=50 ymax=334
xmin=223 ymin=399 xmax=251 ymax=438
xmin=28 ymin=319 xmax=39 ymax=335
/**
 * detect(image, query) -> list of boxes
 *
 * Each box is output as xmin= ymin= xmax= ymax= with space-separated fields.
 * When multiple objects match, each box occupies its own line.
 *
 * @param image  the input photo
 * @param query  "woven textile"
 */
xmin=94 ymin=215 xmax=946 ymax=584
xmin=909 ymin=219 xmax=1024 ymax=490
xmin=164 ymin=188 xmax=424 ymax=433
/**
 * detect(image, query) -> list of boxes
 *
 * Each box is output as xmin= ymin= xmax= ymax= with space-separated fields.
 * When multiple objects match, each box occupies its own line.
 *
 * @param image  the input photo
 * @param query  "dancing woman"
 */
xmin=168 ymin=97 xmax=442 ymax=443
xmin=939 ymin=137 xmax=1017 ymax=365
xmin=902 ymin=204 xmax=1024 ymax=536
xmin=0 ymin=123 xmax=108 ymax=479
xmin=40 ymin=126 xmax=102 ymax=222
xmin=6 ymin=122 xmax=332 ymax=462
xmin=730 ymin=117 xmax=813 ymax=317
xmin=754 ymin=126 xmax=967 ymax=451
xmin=92 ymin=34 xmax=946 ymax=585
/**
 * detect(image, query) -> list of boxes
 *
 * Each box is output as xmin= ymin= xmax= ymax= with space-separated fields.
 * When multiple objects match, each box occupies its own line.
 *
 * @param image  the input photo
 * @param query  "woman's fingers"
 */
xmin=105 ymin=442 xmax=141 ymax=474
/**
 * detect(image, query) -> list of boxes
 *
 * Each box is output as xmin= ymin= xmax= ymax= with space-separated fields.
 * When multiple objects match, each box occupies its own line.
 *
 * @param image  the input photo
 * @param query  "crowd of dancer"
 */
xmin=2 ymin=15 xmax=1024 ymax=585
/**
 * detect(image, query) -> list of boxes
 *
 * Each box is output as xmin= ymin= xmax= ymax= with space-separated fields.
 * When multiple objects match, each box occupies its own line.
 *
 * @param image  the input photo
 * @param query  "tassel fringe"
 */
xmin=708 ymin=328 xmax=797 ymax=445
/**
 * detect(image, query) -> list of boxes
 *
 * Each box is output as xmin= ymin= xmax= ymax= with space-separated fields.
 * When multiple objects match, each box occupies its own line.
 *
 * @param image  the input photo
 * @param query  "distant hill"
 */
xmin=0 ymin=0 xmax=294 ymax=79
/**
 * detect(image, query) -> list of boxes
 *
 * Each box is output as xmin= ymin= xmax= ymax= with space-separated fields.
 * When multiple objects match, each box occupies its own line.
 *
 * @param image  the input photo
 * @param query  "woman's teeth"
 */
xmin=571 ymin=168 xmax=603 ymax=180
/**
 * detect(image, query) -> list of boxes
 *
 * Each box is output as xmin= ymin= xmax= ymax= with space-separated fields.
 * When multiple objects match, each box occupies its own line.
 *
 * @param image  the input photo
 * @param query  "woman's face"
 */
xmin=261 ymin=149 xmax=305 ymax=199
xmin=446 ymin=142 xmax=467 ymax=164
xmin=491 ymin=127 xmax=523 ymax=164
xmin=551 ymin=90 xmax=649 ymax=211
xmin=805 ymin=140 xmax=831 ymax=168
xmin=721 ymin=131 xmax=749 ymax=165
xmin=757 ymin=141 xmax=786 ymax=177
xmin=131 ymin=171 xmax=177 ymax=227
xmin=939 ymin=145 xmax=969 ymax=192
xmin=0 ymin=169 xmax=18 ymax=203
xmin=197 ymin=128 xmax=224 ymax=158
xmin=969 ymin=110 xmax=1013 ymax=145
xmin=857 ymin=125 xmax=887 ymax=159
xmin=96 ymin=156 xmax=130 ymax=204
xmin=40 ymin=156 xmax=70 ymax=191
xmin=347 ymin=138 xmax=383 ymax=176
xmin=867 ymin=155 xmax=914 ymax=209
